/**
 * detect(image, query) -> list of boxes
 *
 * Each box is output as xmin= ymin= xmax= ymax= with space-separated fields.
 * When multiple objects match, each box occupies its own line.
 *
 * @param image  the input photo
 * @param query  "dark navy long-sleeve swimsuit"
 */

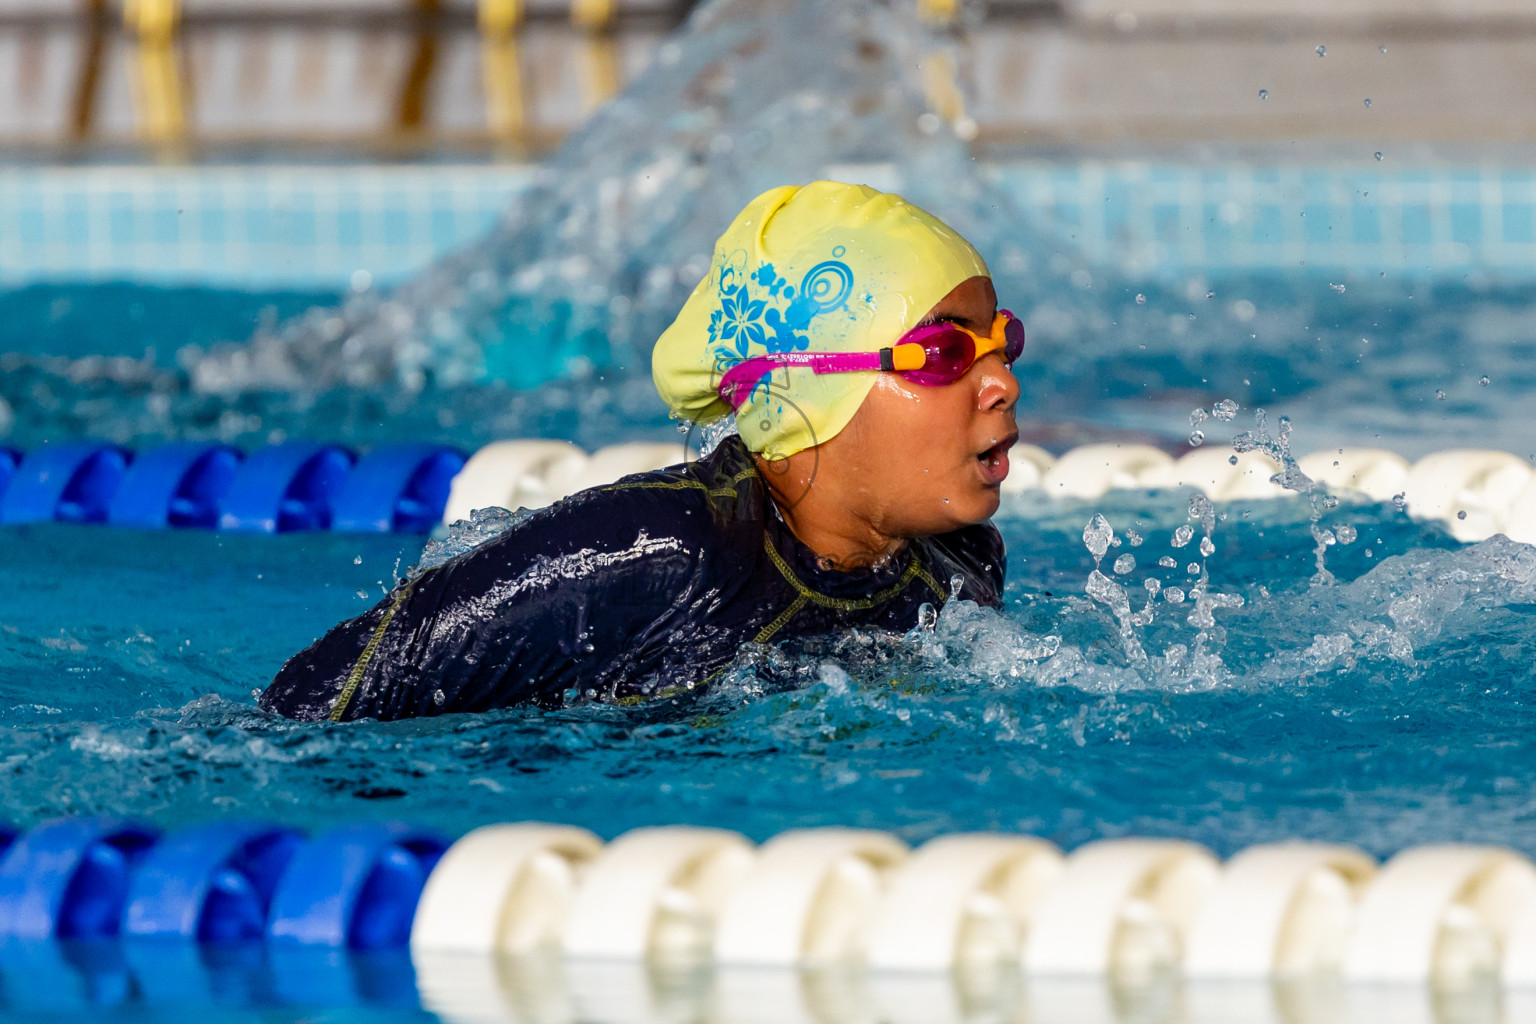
xmin=260 ymin=435 xmax=1007 ymax=722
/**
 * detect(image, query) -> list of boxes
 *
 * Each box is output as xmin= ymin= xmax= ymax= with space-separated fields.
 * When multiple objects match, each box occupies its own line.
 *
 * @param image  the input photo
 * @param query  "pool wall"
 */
xmin=4 ymin=162 xmax=1536 ymax=289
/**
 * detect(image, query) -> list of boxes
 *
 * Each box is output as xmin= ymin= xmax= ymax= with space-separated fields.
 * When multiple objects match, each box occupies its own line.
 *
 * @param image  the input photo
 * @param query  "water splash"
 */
xmin=1231 ymin=407 xmax=1349 ymax=583
xmin=188 ymin=0 xmax=1067 ymax=399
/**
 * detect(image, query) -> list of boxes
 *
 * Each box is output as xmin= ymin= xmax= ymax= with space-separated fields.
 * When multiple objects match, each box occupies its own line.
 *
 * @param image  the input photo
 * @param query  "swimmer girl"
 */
xmin=261 ymin=182 xmax=1022 ymax=721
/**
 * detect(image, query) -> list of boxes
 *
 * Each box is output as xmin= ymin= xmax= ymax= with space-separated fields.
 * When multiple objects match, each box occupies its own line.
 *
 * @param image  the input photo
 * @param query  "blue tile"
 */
xmin=1252 ymin=204 xmax=1284 ymax=243
xmin=336 ymin=209 xmax=363 ymax=248
xmin=1450 ymin=204 xmax=1483 ymax=245
xmin=1503 ymin=204 xmax=1535 ymax=245
xmin=1399 ymin=204 xmax=1434 ymax=246
xmin=1351 ymin=204 xmax=1382 ymax=245
xmin=1303 ymin=205 xmax=1335 ymax=244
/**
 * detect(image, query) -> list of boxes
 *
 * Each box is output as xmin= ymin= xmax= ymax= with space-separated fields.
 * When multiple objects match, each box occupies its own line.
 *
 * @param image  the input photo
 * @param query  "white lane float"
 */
xmin=1401 ymin=449 xmax=1534 ymax=542
xmin=562 ymin=825 xmax=756 ymax=963
xmin=1000 ymin=443 xmax=1056 ymax=493
xmin=713 ymin=828 xmax=908 ymax=966
xmin=412 ymin=822 xmax=603 ymax=955
xmin=441 ymin=439 xmax=587 ymax=523
xmin=1341 ymin=844 xmax=1536 ymax=986
xmin=1183 ymin=841 xmax=1376 ymax=978
xmin=1165 ymin=448 xmax=1284 ymax=501
xmin=1038 ymin=443 xmax=1173 ymax=500
xmin=866 ymin=832 xmax=1064 ymax=972
xmin=1021 ymin=838 xmax=1220 ymax=978
xmin=1297 ymin=447 xmax=1411 ymax=504
xmin=438 ymin=438 xmax=1536 ymax=545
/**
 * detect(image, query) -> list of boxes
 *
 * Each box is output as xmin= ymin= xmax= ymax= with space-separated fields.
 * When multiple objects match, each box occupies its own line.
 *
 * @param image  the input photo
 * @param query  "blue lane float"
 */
xmin=0 ymin=818 xmax=160 ymax=940
xmin=0 ymin=448 xmax=20 ymax=506
xmin=0 ymin=442 xmax=133 ymax=525
xmin=107 ymin=442 xmax=244 ymax=530
xmin=0 ymin=441 xmax=465 ymax=533
xmin=267 ymin=823 xmax=448 ymax=949
xmin=331 ymin=443 xmax=467 ymax=534
xmin=122 ymin=821 xmax=303 ymax=943
xmin=217 ymin=442 xmax=357 ymax=534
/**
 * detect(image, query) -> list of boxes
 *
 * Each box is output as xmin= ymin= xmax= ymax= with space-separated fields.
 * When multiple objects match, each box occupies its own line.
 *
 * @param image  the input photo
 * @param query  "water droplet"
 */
xmin=1135 ymin=293 xmax=1147 ymax=305
xmin=916 ymin=602 xmax=938 ymax=630
xmin=1212 ymin=398 xmax=1239 ymax=422
xmin=1379 ymin=44 xmax=1387 ymax=53
xmin=1480 ymin=375 xmax=1491 ymax=386
xmin=1435 ymin=389 xmax=1446 ymax=400
xmin=1392 ymin=492 xmax=1407 ymax=510
xmin=1083 ymin=514 xmax=1114 ymax=565
xmin=1363 ymin=98 xmax=1372 ymax=108
xmin=1126 ymin=530 xmax=1143 ymax=547
xmin=1187 ymin=563 xmax=1201 ymax=575
xmin=1336 ymin=524 xmax=1357 ymax=544
xmin=355 ymin=590 xmax=368 ymax=599
xmin=1457 ymin=510 xmax=1468 ymax=521
xmin=353 ymin=556 xmax=362 ymax=565
xmin=1188 ymin=430 xmax=1205 ymax=447
xmin=1113 ymin=553 xmax=1136 ymax=575
xmin=1374 ymin=151 xmax=1383 ymax=161
xmin=1258 ymin=89 xmax=1269 ymax=100
xmin=1143 ymin=578 xmax=1161 ymax=594
xmin=1199 ymin=537 xmax=1216 ymax=557
xmin=1329 ymin=282 xmax=1346 ymax=293
xmin=1172 ymin=526 xmax=1194 ymax=548
xmin=1164 ymin=587 xmax=1186 ymax=604
xmin=1316 ymin=44 xmax=1327 ymax=56
xmin=1159 ymin=555 xmax=1177 ymax=568
xmin=433 ymin=688 xmax=446 ymax=705
xmin=949 ymin=573 xmax=965 ymax=601
xmin=1228 ymin=455 xmax=1239 ymax=465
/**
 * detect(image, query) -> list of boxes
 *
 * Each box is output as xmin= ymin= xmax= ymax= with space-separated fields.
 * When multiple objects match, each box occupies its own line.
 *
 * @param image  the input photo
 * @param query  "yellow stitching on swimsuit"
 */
xmin=601 ymin=465 xmax=759 ymax=499
xmin=614 ymin=666 xmax=732 ymax=706
xmin=754 ymin=593 xmax=809 ymax=645
xmin=327 ymin=582 xmax=414 ymax=723
xmin=912 ymin=563 xmax=949 ymax=605
xmin=761 ymin=535 xmax=923 ymax=611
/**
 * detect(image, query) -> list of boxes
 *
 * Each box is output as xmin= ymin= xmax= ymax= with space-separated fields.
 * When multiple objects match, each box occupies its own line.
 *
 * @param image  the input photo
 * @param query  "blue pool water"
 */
xmin=3 ymin=0 xmax=1536 ymax=1017
xmin=3 ymin=471 xmax=1530 ymax=865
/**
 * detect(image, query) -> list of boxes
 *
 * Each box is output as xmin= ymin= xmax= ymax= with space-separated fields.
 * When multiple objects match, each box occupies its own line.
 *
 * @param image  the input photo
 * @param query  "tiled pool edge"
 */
xmin=2 ymin=161 xmax=1534 ymax=289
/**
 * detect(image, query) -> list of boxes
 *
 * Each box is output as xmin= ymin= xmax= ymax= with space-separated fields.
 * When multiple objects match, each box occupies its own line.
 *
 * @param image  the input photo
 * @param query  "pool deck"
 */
xmin=1 ymin=0 xmax=1534 ymax=156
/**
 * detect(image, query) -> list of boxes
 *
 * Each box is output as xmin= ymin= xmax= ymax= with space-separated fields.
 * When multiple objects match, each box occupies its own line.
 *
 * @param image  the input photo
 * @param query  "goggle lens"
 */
xmin=1001 ymin=312 xmax=1026 ymax=363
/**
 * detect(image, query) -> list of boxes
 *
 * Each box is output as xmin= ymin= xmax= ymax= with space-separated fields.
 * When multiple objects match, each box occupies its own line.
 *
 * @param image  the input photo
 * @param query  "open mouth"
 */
xmin=975 ymin=433 xmax=1018 ymax=485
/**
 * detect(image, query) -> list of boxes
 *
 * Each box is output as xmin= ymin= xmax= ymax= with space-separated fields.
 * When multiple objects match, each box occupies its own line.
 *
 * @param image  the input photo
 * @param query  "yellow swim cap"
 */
xmin=651 ymin=181 xmax=989 ymax=460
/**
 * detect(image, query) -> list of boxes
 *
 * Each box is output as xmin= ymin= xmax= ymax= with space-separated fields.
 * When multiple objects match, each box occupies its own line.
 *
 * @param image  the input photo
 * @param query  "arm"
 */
xmin=260 ymin=486 xmax=709 ymax=722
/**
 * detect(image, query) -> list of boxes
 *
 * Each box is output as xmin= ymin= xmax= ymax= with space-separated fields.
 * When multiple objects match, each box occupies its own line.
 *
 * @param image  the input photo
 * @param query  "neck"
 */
xmin=753 ymin=453 xmax=907 ymax=571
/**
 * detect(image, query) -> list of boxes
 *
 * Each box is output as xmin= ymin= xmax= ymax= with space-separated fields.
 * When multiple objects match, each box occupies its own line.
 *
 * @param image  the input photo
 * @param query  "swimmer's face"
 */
xmin=825 ymin=275 xmax=1020 ymax=535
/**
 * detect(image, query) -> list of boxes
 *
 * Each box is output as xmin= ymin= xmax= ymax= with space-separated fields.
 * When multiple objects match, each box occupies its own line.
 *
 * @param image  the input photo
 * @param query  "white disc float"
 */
xmin=1183 ymin=841 xmax=1376 ymax=978
xmin=713 ymin=827 xmax=908 ymax=966
xmin=866 ymin=832 xmax=1063 ymax=972
xmin=562 ymin=825 xmax=756 ymax=963
xmin=1022 ymin=838 xmax=1220 ymax=978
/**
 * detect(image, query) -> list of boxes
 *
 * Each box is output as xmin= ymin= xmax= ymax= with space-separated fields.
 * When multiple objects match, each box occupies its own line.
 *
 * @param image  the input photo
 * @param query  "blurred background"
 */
xmin=3 ymin=0 xmax=1534 ymax=293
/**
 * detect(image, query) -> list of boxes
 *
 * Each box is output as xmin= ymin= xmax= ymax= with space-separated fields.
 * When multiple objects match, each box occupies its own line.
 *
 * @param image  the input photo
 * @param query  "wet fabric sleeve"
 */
xmin=259 ymin=486 xmax=712 ymax=722
xmin=933 ymin=521 xmax=1008 ymax=608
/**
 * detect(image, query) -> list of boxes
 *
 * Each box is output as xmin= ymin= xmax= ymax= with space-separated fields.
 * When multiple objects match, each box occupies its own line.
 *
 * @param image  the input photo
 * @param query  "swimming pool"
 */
xmin=6 ymin=0 xmax=1536 ymax=1018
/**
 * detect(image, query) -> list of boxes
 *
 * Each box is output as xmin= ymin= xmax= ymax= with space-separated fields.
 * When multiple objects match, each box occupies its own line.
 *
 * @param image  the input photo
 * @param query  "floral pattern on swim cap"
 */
xmin=652 ymin=181 xmax=989 ymax=460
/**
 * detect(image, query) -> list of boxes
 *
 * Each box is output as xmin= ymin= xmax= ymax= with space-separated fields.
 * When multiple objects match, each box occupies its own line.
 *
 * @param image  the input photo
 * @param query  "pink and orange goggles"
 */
xmin=718 ymin=309 xmax=1025 ymax=411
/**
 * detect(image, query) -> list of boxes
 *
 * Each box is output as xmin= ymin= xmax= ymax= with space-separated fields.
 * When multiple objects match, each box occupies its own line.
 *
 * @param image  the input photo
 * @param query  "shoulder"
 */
xmin=442 ymin=434 xmax=763 ymax=579
xmin=926 ymin=520 xmax=1007 ymax=606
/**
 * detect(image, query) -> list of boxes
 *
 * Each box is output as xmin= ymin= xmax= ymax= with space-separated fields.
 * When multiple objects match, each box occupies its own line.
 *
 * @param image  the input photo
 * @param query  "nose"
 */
xmin=975 ymin=354 xmax=1019 ymax=414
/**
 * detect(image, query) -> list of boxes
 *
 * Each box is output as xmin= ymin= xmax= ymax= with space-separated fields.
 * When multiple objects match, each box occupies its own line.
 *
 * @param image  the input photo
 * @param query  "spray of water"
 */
xmin=189 ymin=0 xmax=1072 ymax=399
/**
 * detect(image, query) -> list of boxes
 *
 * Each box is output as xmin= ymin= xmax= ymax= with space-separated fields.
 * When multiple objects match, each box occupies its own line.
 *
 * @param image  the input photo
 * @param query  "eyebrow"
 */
xmin=917 ymin=311 xmax=992 ymax=331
